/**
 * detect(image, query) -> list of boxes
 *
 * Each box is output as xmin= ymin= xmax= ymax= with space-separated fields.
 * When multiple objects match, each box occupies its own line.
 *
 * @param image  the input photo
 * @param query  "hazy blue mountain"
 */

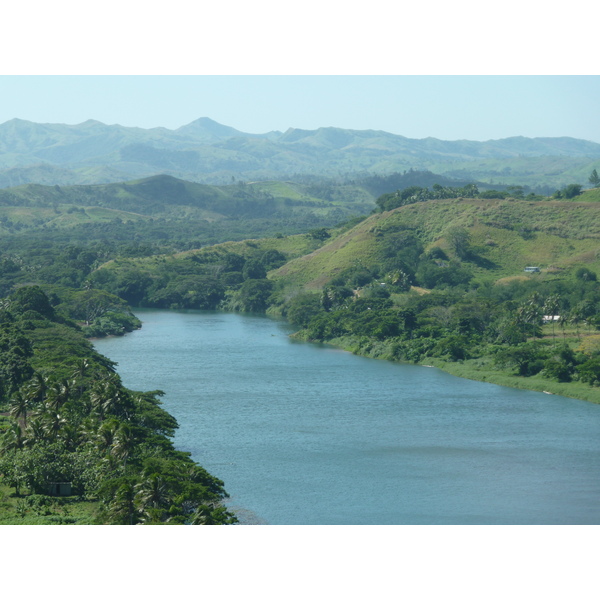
xmin=1 ymin=117 xmax=599 ymax=188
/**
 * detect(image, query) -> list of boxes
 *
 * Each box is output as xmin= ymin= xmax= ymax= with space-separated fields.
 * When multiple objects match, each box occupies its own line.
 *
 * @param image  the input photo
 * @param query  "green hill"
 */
xmin=271 ymin=195 xmax=600 ymax=291
xmin=0 ymin=174 xmax=377 ymax=247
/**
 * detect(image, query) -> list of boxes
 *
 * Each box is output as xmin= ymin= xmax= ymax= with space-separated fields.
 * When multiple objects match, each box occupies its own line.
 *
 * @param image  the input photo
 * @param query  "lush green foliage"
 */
xmin=0 ymin=286 xmax=236 ymax=524
xmin=2 ymin=170 xmax=600 ymax=525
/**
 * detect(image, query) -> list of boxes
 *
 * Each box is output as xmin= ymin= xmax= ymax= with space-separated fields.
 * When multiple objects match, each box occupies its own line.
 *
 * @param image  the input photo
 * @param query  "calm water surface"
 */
xmin=93 ymin=309 xmax=600 ymax=525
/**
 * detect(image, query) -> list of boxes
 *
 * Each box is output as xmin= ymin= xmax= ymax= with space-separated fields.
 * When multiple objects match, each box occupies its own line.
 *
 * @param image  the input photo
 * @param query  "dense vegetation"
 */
xmin=0 ymin=285 xmax=237 ymax=524
xmin=1 ymin=169 xmax=599 ymax=524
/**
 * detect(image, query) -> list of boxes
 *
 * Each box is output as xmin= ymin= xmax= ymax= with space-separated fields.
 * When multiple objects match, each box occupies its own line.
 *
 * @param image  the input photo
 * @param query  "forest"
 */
xmin=1 ymin=170 xmax=599 ymax=523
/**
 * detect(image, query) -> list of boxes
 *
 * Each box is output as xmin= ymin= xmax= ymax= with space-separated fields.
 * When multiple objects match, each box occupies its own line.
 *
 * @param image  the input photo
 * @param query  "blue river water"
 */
xmin=93 ymin=309 xmax=600 ymax=525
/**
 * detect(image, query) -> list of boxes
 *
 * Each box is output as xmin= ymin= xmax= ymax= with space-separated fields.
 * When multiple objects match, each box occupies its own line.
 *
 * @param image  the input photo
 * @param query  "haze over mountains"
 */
xmin=1 ymin=117 xmax=600 ymax=190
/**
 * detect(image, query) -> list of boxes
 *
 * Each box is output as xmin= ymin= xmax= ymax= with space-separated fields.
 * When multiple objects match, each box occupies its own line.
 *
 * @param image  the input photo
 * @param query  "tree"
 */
xmin=8 ymin=392 xmax=30 ymax=429
xmin=562 ymin=184 xmax=583 ymax=199
xmin=24 ymin=372 xmax=48 ymax=406
xmin=576 ymin=357 xmax=600 ymax=385
xmin=445 ymin=227 xmax=471 ymax=260
xmin=242 ymin=259 xmax=266 ymax=280
xmin=237 ymin=279 xmax=274 ymax=312
xmin=494 ymin=343 xmax=547 ymax=376
xmin=6 ymin=286 xmax=55 ymax=319
xmin=135 ymin=474 xmax=171 ymax=523
xmin=589 ymin=169 xmax=600 ymax=188
xmin=106 ymin=482 xmax=139 ymax=525
xmin=543 ymin=295 xmax=561 ymax=346
xmin=45 ymin=379 xmax=70 ymax=411
xmin=286 ymin=293 xmax=322 ymax=327
xmin=307 ymin=228 xmax=331 ymax=241
xmin=68 ymin=289 xmax=129 ymax=325
xmin=111 ymin=422 xmax=135 ymax=468
xmin=575 ymin=267 xmax=597 ymax=282
xmin=1 ymin=422 xmax=25 ymax=452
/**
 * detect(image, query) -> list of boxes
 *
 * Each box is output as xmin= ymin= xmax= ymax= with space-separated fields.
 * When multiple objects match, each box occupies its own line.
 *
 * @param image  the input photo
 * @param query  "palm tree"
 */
xmin=1 ymin=422 xmax=25 ymax=451
xmin=57 ymin=422 xmax=79 ymax=451
xmin=24 ymin=372 xmax=48 ymax=406
xmin=576 ymin=300 xmax=595 ymax=333
xmin=76 ymin=416 xmax=100 ymax=447
xmin=8 ymin=392 xmax=30 ymax=429
xmin=106 ymin=483 xmax=139 ymax=525
xmin=134 ymin=474 xmax=171 ymax=522
xmin=95 ymin=419 xmax=119 ymax=453
xmin=569 ymin=305 xmax=584 ymax=340
xmin=191 ymin=503 xmax=219 ymax=525
xmin=111 ymin=423 xmax=135 ymax=468
xmin=45 ymin=379 xmax=70 ymax=411
xmin=517 ymin=302 xmax=541 ymax=338
xmin=42 ymin=411 xmax=67 ymax=441
xmin=90 ymin=377 xmax=131 ymax=420
xmin=543 ymin=294 xmax=561 ymax=346
xmin=24 ymin=416 xmax=46 ymax=446
xmin=71 ymin=358 xmax=91 ymax=399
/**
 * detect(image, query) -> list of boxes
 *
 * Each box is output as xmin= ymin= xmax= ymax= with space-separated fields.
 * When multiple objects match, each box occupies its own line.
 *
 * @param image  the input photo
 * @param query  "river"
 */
xmin=93 ymin=309 xmax=600 ymax=525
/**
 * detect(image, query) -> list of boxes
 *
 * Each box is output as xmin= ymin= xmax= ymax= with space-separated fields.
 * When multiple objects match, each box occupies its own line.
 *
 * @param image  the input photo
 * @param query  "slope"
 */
xmin=271 ymin=193 xmax=600 ymax=291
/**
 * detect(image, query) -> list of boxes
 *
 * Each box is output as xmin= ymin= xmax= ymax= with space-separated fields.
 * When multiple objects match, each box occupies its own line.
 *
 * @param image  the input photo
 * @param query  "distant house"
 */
xmin=524 ymin=266 xmax=541 ymax=273
xmin=543 ymin=315 xmax=560 ymax=324
xmin=47 ymin=482 xmax=72 ymax=496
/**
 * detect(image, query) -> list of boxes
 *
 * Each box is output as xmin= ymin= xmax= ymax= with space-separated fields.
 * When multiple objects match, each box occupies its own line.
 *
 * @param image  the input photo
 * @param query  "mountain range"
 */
xmin=1 ymin=117 xmax=600 ymax=190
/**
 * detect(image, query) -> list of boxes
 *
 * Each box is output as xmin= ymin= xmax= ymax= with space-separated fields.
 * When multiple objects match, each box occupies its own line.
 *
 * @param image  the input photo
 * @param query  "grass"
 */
xmin=424 ymin=357 xmax=600 ymax=405
xmin=578 ymin=187 xmax=600 ymax=202
xmin=0 ymin=483 xmax=99 ymax=525
xmin=271 ymin=197 xmax=600 ymax=292
xmin=271 ymin=213 xmax=382 ymax=289
xmin=0 ymin=204 xmax=148 ymax=236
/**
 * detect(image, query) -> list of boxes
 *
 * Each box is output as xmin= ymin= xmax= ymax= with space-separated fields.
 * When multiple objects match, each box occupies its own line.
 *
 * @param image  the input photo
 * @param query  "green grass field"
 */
xmin=0 ymin=483 xmax=99 ymax=524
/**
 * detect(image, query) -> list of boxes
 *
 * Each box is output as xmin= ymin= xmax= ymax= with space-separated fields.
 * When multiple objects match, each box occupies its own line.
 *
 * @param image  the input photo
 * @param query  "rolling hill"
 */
xmin=1 ymin=117 xmax=599 ymax=190
xmin=270 ymin=191 xmax=600 ymax=291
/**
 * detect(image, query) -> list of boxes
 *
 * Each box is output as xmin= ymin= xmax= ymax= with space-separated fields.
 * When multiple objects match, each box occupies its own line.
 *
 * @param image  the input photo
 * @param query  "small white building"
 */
xmin=543 ymin=315 xmax=560 ymax=324
xmin=524 ymin=266 xmax=541 ymax=273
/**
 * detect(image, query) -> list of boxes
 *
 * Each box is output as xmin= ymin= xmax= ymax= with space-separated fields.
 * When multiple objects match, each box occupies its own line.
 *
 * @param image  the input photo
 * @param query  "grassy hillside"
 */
xmin=271 ymin=196 xmax=600 ymax=291
xmin=0 ymin=175 xmax=381 ymax=255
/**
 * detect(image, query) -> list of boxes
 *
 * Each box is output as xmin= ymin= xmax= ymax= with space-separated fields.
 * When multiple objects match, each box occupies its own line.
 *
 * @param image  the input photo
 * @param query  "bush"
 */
xmin=543 ymin=358 xmax=573 ymax=382
xmin=575 ymin=267 xmax=597 ymax=282
xmin=576 ymin=357 xmax=600 ymax=385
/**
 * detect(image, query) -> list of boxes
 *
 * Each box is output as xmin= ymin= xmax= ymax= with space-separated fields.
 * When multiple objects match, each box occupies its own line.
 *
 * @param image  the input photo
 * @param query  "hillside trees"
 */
xmin=284 ymin=264 xmax=600 ymax=392
xmin=445 ymin=226 xmax=471 ymax=260
xmin=375 ymin=183 xmax=480 ymax=212
xmin=554 ymin=183 xmax=583 ymax=199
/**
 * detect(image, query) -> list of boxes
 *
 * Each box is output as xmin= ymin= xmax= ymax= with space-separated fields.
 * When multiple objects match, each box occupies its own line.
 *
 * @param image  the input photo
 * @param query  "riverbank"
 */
xmin=311 ymin=334 xmax=600 ymax=405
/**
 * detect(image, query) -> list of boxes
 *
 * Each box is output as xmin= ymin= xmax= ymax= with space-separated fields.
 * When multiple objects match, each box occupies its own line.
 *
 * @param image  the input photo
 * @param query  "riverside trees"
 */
xmin=0 ymin=286 xmax=236 ymax=524
xmin=283 ymin=265 xmax=600 ymax=394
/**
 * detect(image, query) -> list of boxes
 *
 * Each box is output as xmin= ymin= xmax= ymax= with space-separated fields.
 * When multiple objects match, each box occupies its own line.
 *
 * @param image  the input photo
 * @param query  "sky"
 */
xmin=2 ymin=1 xmax=598 ymax=143
xmin=1 ymin=75 xmax=599 ymax=143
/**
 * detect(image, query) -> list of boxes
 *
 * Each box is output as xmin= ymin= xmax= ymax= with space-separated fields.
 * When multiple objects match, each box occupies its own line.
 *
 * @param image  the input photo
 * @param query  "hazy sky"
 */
xmin=1 ymin=75 xmax=599 ymax=143
xmin=2 ymin=1 xmax=598 ymax=144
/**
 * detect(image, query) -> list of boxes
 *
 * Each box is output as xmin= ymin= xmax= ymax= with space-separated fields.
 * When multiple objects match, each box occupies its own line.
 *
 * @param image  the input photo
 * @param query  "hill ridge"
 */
xmin=1 ymin=118 xmax=599 ymax=189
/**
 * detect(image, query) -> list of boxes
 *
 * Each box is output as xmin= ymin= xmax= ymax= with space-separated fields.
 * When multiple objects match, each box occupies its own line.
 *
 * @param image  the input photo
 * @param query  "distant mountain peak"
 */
xmin=176 ymin=117 xmax=245 ymax=139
